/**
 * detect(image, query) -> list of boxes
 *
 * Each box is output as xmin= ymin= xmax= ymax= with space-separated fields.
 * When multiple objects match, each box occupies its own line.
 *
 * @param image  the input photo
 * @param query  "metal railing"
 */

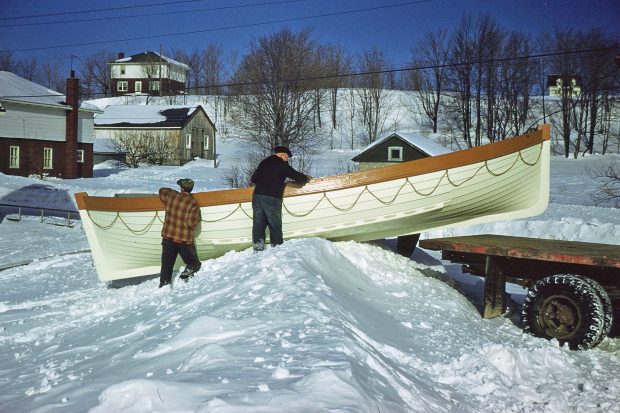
xmin=0 ymin=203 xmax=78 ymax=226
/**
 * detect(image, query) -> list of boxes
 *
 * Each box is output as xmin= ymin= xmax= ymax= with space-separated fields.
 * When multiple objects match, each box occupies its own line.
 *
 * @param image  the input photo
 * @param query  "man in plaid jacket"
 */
xmin=158 ymin=178 xmax=202 ymax=288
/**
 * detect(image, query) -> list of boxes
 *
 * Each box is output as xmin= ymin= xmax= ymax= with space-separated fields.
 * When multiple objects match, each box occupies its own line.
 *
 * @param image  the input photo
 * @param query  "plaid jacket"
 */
xmin=159 ymin=188 xmax=201 ymax=243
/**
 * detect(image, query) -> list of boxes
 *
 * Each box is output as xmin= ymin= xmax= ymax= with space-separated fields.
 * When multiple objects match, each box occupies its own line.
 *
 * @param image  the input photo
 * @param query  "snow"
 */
xmin=0 ymin=70 xmax=66 ymax=108
xmin=94 ymin=104 xmax=200 ymax=126
xmin=360 ymin=131 xmax=452 ymax=157
xmin=1 ymin=137 xmax=620 ymax=412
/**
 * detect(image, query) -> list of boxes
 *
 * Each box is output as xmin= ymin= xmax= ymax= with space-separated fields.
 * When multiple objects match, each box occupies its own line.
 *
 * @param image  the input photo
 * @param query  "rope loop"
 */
xmin=85 ymin=143 xmax=543 ymax=230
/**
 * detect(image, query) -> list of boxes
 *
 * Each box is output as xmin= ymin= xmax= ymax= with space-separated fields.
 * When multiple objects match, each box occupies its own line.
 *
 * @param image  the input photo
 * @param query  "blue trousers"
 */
xmin=252 ymin=194 xmax=283 ymax=250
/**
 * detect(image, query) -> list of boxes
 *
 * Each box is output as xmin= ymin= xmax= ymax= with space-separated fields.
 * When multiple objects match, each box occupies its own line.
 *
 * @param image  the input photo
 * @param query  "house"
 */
xmin=547 ymin=74 xmax=581 ymax=97
xmin=0 ymin=71 xmax=102 ymax=178
xmin=93 ymin=104 xmax=217 ymax=166
xmin=351 ymin=131 xmax=450 ymax=171
xmin=108 ymin=51 xmax=189 ymax=97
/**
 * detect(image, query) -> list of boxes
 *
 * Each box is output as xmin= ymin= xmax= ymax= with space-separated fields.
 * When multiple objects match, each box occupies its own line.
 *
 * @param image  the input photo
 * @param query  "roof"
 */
xmin=0 ymin=71 xmax=103 ymax=113
xmin=353 ymin=131 xmax=450 ymax=160
xmin=94 ymin=104 xmax=207 ymax=128
xmin=0 ymin=70 xmax=68 ymax=109
xmin=110 ymin=51 xmax=189 ymax=70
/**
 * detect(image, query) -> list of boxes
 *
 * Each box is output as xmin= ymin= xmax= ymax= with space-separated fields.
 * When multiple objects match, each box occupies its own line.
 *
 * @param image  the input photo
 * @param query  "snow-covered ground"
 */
xmin=0 ymin=141 xmax=619 ymax=412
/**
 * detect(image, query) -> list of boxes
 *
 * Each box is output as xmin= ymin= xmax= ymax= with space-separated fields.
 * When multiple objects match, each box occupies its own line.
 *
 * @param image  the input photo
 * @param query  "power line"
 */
xmin=197 ymin=45 xmax=620 ymax=90
xmin=2 ymin=45 xmax=618 ymax=100
xmin=0 ymin=1 xmax=432 ymax=53
xmin=0 ymin=0 xmax=213 ymax=21
xmin=0 ymin=0 xmax=306 ymax=28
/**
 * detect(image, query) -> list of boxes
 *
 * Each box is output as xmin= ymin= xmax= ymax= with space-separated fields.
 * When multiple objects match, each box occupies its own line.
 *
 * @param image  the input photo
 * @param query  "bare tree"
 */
xmin=229 ymin=27 xmax=324 ymax=153
xmin=574 ymin=29 xmax=619 ymax=156
xmin=407 ymin=29 xmax=449 ymax=133
xmin=172 ymin=48 xmax=201 ymax=94
xmin=109 ymin=131 xmax=176 ymax=167
xmin=0 ymin=51 xmax=16 ymax=72
xmin=444 ymin=15 xmax=476 ymax=147
xmin=15 ymin=56 xmax=40 ymax=82
xmin=543 ymin=29 xmax=580 ymax=157
xmin=494 ymin=32 xmax=536 ymax=138
xmin=81 ymin=50 xmax=115 ymax=99
xmin=201 ymin=43 xmax=226 ymax=96
xmin=587 ymin=159 xmax=620 ymax=206
xmin=444 ymin=14 xmax=506 ymax=147
xmin=323 ymin=45 xmax=351 ymax=131
xmin=354 ymin=48 xmax=394 ymax=144
xmin=40 ymin=62 xmax=65 ymax=92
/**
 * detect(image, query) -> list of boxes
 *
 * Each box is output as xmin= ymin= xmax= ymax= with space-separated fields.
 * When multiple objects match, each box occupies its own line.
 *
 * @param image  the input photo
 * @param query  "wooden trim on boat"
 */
xmin=75 ymin=124 xmax=550 ymax=212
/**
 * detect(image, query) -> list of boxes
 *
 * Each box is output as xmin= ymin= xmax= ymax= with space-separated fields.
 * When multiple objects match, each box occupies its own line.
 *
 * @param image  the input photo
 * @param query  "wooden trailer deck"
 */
xmin=419 ymin=234 xmax=620 ymax=319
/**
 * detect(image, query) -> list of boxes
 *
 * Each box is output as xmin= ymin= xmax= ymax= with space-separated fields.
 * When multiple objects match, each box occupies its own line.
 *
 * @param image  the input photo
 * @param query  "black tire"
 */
xmin=571 ymin=275 xmax=614 ymax=340
xmin=521 ymin=274 xmax=605 ymax=350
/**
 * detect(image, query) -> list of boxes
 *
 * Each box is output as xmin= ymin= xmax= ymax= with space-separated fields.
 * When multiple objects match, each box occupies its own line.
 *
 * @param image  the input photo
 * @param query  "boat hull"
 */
xmin=76 ymin=125 xmax=550 ymax=281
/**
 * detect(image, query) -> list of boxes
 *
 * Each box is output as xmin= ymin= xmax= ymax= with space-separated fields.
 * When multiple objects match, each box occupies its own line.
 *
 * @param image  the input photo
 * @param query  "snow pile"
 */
xmin=1 ymin=230 xmax=619 ymax=412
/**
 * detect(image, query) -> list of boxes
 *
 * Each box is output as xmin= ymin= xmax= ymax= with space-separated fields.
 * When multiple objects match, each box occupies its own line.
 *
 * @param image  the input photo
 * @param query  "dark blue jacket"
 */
xmin=251 ymin=155 xmax=309 ymax=199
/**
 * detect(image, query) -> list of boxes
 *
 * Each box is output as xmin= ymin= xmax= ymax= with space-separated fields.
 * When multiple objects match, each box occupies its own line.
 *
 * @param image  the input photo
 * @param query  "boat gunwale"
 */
xmin=75 ymin=125 xmax=550 ymax=213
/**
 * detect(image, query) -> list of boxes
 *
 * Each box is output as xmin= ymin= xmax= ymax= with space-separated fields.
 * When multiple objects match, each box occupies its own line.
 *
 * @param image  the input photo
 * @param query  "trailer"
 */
xmin=419 ymin=234 xmax=620 ymax=350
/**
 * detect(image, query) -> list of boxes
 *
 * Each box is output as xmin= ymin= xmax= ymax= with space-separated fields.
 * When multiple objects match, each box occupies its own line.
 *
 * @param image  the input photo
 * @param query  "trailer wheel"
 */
xmin=572 ymin=275 xmax=614 ymax=340
xmin=521 ymin=274 xmax=605 ymax=350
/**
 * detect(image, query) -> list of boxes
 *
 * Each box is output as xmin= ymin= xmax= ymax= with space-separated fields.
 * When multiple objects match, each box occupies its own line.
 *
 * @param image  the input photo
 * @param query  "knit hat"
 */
xmin=177 ymin=178 xmax=194 ymax=192
xmin=274 ymin=146 xmax=292 ymax=157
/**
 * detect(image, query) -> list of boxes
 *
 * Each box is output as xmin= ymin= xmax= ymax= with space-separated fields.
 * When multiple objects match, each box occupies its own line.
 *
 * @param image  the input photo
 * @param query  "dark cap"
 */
xmin=176 ymin=178 xmax=194 ymax=192
xmin=274 ymin=146 xmax=292 ymax=157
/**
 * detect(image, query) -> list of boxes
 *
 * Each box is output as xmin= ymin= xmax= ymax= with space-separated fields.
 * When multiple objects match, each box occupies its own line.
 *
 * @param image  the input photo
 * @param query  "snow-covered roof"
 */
xmin=0 ymin=71 xmax=68 ymax=109
xmin=358 ymin=131 xmax=450 ymax=158
xmin=94 ymin=104 xmax=200 ymax=127
xmin=0 ymin=71 xmax=103 ymax=113
xmin=111 ymin=51 xmax=190 ymax=70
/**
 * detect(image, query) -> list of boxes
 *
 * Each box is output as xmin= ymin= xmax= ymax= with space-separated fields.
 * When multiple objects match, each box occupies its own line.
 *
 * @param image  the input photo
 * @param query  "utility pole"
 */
xmin=159 ymin=44 xmax=163 ymax=97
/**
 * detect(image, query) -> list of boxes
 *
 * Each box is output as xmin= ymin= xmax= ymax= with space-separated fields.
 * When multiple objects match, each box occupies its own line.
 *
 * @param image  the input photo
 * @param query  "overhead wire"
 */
xmin=0 ymin=0 xmax=307 ymax=28
xmin=0 ymin=1 xmax=432 ymax=53
xmin=2 ymin=44 xmax=618 ymax=100
xmin=0 ymin=0 xmax=221 ymax=20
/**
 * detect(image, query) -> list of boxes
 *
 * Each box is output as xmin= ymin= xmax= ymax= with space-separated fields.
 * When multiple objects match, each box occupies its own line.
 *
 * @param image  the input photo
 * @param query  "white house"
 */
xmin=108 ymin=51 xmax=189 ymax=97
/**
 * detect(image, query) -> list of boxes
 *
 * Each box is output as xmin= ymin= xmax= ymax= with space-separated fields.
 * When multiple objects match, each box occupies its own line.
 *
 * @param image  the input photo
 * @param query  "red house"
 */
xmin=0 ymin=71 xmax=102 ymax=178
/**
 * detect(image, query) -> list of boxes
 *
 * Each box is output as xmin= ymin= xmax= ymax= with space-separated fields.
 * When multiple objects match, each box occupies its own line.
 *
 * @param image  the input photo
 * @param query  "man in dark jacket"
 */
xmin=251 ymin=146 xmax=310 ymax=252
xmin=158 ymin=178 xmax=202 ymax=287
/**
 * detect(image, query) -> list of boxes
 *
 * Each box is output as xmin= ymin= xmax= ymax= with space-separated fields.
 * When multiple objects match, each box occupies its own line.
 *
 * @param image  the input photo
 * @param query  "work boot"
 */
xmin=159 ymin=279 xmax=171 ymax=288
xmin=253 ymin=240 xmax=265 ymax=253
xmin=179 ymin=267 xmax=195 ymax=282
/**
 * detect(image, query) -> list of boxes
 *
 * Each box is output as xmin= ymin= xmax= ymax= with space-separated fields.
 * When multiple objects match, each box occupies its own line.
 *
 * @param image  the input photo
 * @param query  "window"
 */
xmin=135 ymin=81 xmax=142 ymax=93
xmin=9 ymin=146 xmax=19 ymax=168
xmin=77 ymin=149 xmax=84 ymax=163
xmin=43 ymin=148 xmax=53 ymax=169
xmin=203 ymin=134 xmax=210 ymax=150
xmin=185 ymin=134 xmax=192 ymax=149
xmin=120 ymin=66 xmax=126 ymax=75
xmin=150 ymin=80 xmax=160 ymax=91
xmin=387 ymin=146 xmax=403 ymax=161
xmin=117 ymin=81 xmax=128 ymax=92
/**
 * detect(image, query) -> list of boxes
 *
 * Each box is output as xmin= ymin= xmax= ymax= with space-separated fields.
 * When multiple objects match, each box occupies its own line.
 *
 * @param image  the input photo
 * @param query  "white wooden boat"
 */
xmin=76 ymin=125 xmax=550 ymax=281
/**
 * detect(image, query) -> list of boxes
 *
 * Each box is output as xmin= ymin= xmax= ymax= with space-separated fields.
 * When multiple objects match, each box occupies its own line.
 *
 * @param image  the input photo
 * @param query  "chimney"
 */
xmin=118 ymin=52 xmax=125 ymax=59
xmin=64 ymin=71 xmax=79 ymax=179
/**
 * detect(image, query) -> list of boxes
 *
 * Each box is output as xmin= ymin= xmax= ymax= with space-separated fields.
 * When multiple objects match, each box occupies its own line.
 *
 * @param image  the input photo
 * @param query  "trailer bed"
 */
xmin=419 ymin=234 xmax=620 ymax=319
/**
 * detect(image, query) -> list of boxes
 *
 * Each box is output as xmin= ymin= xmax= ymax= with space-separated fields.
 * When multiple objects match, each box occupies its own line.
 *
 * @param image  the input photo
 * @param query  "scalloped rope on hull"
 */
xmin=76 ymin=125 xmax=551 ymax=281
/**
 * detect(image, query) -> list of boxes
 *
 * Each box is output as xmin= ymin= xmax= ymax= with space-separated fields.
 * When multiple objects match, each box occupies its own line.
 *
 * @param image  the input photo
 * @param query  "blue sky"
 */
xmin=0 ymin=0 xmax=618 ymax=73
